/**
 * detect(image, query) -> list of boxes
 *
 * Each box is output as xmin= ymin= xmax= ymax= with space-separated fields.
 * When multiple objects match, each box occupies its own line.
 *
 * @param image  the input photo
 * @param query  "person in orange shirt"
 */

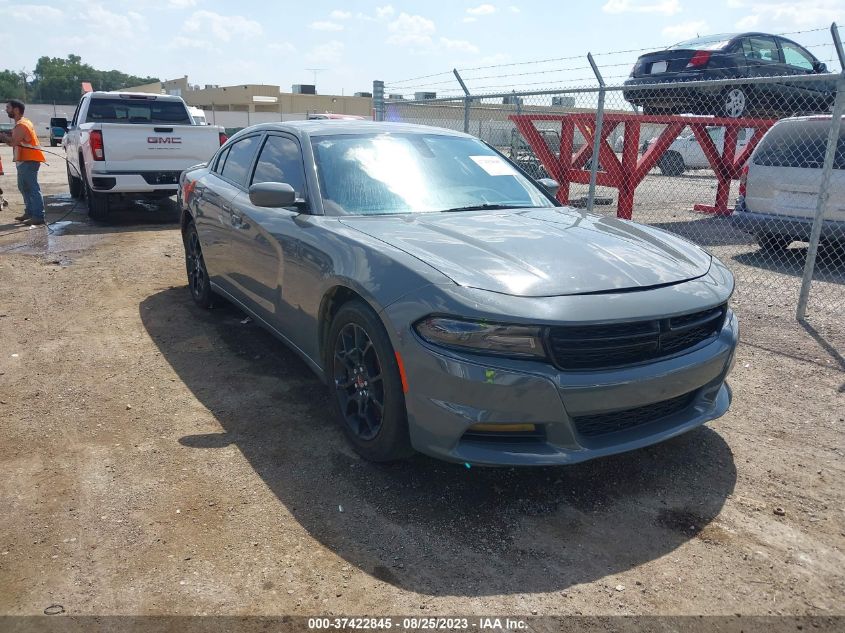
xmin=0 ymin=99 xmax=47 ymax=226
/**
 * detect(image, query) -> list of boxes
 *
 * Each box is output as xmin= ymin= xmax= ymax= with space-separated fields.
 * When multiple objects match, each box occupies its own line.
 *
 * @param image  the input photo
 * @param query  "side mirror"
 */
xmin=537 ymin=178 xmax=560 ymax=196
xmin=813 ymin=61 xmax=828 ymax=74
xmin=249 ymin=182 xmax=297 ymax=208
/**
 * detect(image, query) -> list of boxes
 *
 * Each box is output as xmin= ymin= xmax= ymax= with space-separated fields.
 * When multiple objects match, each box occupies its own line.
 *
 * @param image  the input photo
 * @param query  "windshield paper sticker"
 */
xmin=470 ymin=155 xmax=517 ymax=176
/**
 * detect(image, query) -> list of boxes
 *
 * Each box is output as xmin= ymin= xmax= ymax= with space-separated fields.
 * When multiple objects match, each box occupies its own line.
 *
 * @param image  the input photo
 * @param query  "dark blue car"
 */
xmin=623 ymin=33 xmax=836 ymax=118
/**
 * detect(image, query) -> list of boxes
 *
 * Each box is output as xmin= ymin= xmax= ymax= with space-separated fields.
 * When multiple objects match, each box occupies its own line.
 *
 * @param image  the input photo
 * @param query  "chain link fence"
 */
xmin=375 ymin=32 xmax=845 ymax=352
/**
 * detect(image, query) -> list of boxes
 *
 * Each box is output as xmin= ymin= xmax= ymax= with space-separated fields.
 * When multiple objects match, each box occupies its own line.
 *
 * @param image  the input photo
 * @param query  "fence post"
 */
xmin=797 ymin=25 xmax=845 ymax=321
xmin=586 ymin=53 xmax=606 ymax=214
xmin=372 ymin=80 xmax=385 ymax=121
xmin=453 ymin=69 xmax=471 ymax=134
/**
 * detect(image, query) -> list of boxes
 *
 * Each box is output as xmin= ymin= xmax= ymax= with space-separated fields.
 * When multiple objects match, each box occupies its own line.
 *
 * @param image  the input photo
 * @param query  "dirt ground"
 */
xmin=0 ymin=145 xmax=843 ymax=619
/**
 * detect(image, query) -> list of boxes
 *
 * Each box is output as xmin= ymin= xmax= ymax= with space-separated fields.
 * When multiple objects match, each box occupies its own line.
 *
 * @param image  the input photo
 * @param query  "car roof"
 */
xmin=230 ymin=120 xmax=475 ymax=139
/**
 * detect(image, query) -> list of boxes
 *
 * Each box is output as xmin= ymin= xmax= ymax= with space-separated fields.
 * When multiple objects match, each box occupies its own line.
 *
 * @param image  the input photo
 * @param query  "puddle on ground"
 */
xmin=0 ymin=225 xmax=103 ymax=256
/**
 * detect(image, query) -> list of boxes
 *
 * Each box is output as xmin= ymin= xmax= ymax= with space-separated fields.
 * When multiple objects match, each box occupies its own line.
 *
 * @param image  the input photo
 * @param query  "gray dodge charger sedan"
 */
xmin=178 ymin=121 xmax=738 ymax=466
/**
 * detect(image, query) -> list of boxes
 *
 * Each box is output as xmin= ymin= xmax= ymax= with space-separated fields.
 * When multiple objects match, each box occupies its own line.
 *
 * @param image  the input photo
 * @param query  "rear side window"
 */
xmin=85 ymin=98 xmax=191 ymax=124
xmin=753 ymin=123 xmax=845 ymax=170
xmin=220 ymin=136 xmax=260 ymax=186
xmin=743 ymin=36 xmax=780 ymax=63
xmin=251 ymin=135 xmax=307 ymax=197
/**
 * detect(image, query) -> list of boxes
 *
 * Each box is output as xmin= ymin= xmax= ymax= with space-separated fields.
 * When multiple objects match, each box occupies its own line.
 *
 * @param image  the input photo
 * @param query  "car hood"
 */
xmin=339 ymin=208 xmax=711 ymax=297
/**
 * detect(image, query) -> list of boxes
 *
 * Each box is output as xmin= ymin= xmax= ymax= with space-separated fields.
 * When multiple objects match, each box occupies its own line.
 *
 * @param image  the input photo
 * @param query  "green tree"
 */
xmin=0 ymin=55 xmax=160 ymax=104
xmin=0 ymin=70 xmax=26 ymax=100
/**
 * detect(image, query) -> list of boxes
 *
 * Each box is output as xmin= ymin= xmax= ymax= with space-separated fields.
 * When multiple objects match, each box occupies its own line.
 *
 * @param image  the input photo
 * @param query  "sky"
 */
xmin=0 ymin=0 xmax=842 ymax=97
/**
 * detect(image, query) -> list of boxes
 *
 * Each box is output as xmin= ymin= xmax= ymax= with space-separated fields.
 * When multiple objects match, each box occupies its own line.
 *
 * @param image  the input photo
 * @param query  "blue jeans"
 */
xmin=17 ymin=161 xmax=44 ymax=221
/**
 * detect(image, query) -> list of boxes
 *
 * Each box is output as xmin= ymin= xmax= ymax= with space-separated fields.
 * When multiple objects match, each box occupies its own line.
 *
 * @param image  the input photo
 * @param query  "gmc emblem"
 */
xmin=147 ymin=137 xmax=182 ymax=144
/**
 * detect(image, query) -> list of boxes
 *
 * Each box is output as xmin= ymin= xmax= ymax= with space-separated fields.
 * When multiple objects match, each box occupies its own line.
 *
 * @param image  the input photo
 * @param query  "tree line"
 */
xmin=0 ymin=55 xmax=159 ymax=105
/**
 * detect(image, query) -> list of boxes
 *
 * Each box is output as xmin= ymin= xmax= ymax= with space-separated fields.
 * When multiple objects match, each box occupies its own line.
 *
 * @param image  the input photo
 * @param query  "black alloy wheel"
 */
xmin=184 ymin=223 xmax=213 ymax=308
xmin=333 ymin=322 xmax=385 ymax=441
xmin=327 ymin=300 xmax=413 ymax=462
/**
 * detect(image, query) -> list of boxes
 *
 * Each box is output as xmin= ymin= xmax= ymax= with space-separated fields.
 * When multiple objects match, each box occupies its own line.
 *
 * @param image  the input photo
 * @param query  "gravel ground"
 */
xmin=0 ymin=145 xmax=843 ymax=619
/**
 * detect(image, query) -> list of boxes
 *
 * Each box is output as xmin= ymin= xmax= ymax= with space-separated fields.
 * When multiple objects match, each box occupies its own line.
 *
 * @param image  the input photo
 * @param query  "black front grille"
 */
xmin=572 ymin=391 xmax=696 ymax=438
xmin=462 ymin=426 xmax=546 ymax=444
xmin=142 ymin=171 xmax=181 ymax=185
xmin=547 ymin=304 xmax=726 ymax=371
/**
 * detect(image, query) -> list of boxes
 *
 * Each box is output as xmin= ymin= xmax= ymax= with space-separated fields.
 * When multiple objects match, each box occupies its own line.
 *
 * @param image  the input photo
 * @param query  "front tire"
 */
xmin=183 ymin=222 xmax=214 ymax=309
xmin=327 ymin=300 xmax=414 ymax=462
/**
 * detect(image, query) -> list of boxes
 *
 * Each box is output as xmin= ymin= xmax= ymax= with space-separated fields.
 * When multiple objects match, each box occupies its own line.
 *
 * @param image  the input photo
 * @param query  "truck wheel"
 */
xmin=658 ymin=151 xmax=685 ymax=176
xmin=79 ymin=160 xmax=110 ymax=221
xmin=67 ymin=165 xmax=83 ymax=199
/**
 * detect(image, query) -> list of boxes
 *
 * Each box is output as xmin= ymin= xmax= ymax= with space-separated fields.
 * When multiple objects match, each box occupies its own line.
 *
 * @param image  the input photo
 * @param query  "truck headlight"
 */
xmin=414 ymin=317 xmax=547 ymax=360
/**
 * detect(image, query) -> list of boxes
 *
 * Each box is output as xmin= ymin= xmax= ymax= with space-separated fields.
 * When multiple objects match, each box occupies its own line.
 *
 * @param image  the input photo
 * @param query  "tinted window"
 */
xmin=754 ymin=122 xmax=845 ymax=170
xmin=85 ymin=97 xmax=191 ymax=124
xmin=744 ymin=37 xmax=780 ymax=62
xmin=220 ymin=136 xmax=260 ymax=186
xmin=781 ymin=42 xmax=814 ymax=71
xmin=213 ymin=147 xmax=231 ymax=174
xmin=252 ymin=135 xmax=307 ymax=197
xmin=311 ymin=133 xmax=555 ymax=216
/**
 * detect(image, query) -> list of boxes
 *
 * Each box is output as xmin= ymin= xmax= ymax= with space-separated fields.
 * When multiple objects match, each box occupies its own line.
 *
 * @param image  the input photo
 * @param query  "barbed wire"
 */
xmin=386 ymin=25 xmax=837 ymax=86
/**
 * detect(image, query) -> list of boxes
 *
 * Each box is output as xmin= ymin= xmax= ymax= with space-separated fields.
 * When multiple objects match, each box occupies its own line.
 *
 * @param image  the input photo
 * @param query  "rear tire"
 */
xmin=756 ymin=233 xmax=792 ymax=252
xmin=327 ymin=300 xmax=414 ymax=462
xmin=658 ymin=151 xmax=685 ymax=176
xmin=722 ymin=87 xmax=748 ymax=118
xmin=80 ymin=160 xmax=109 ymax=221
xmin=183 ymin=222 xmax=215 ymax=309
xmin=67 ymin=164 xmax=83 ymax=199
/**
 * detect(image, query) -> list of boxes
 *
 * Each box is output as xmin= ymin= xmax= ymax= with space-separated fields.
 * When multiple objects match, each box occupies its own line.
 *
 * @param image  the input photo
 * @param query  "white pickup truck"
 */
xmin=63 ymin=92 xmax=226 ymax=220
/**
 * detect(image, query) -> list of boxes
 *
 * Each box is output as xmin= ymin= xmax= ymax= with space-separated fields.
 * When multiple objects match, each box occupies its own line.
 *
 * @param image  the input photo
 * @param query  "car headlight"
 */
xmin=414 ymin=317 xmax=547 ymax=360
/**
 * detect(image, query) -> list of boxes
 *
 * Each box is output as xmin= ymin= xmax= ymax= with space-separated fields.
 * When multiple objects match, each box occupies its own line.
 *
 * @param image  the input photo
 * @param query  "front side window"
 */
xmin=780 ymin=42 xmax=815 ymax=71
xmin=311 ymin=133 xmax=556 ymax=216
xmin=252 ymin=135 xmax=307 ymax=198
xmin=220 ymin=136 xmax=260 ymax=186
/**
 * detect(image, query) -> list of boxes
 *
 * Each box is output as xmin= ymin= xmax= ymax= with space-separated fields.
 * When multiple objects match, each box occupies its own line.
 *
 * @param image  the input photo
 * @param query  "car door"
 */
xmin=777 ymin=39 xmax=834 ymax=112
xmin=195 ymin=134 xmax=262 ymax=294
xmin=226 ymin=133 xmax=310 ymax=330
xmin=740 ymin=36 xmax=784 ymax=110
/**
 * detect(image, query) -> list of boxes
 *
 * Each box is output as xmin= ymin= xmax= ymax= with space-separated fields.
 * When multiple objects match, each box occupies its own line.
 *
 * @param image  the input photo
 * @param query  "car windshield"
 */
xmin=668 ymin=35 xmax=733 ymax=50
xmin=86 ymin=98 xmax=191 ymax=124
xmin=311 ymin=132 xmax=556 ymax=215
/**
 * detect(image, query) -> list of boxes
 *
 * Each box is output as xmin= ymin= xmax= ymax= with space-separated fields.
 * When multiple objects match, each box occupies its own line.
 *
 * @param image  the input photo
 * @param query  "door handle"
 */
xmin=230 ymin=211 xmax=243 ymax=228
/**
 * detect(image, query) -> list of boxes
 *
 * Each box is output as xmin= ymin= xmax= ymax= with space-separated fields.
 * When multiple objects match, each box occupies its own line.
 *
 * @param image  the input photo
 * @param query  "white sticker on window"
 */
xmin=470 ymin=155 xmax=517 ymax=176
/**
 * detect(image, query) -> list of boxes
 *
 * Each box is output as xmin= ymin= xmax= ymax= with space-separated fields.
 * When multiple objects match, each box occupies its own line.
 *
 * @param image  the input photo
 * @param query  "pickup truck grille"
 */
xmin=141 ymin=171 xmax=181 ymax=185
xmin=547 ymin=304 xmax=727 ymax=371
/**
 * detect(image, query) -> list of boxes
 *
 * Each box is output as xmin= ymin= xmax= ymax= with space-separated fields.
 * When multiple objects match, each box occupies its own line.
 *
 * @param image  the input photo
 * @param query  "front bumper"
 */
xmin=398 ymin=310 xmax=738 ymax=467
xmin=732 ymin=197 xmax=845 ymax=241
